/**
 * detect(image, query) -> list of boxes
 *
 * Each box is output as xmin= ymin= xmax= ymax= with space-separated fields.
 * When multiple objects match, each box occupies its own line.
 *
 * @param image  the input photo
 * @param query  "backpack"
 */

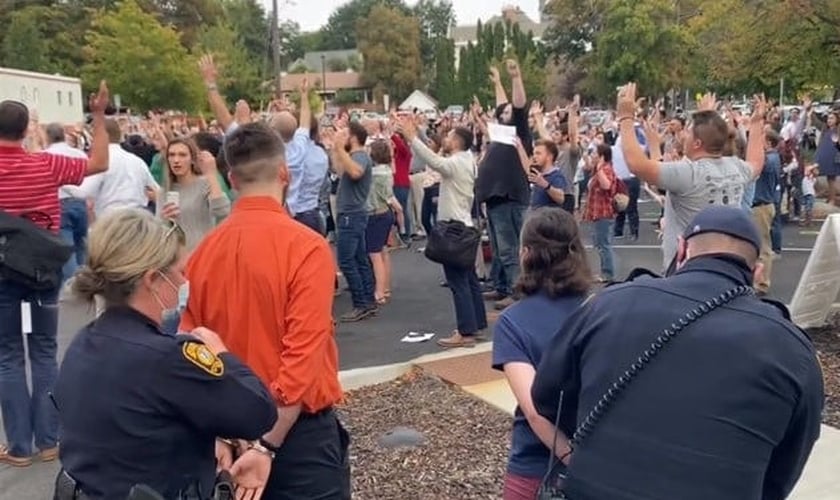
xmin=0 ymin=210 xmax=72 ymax=290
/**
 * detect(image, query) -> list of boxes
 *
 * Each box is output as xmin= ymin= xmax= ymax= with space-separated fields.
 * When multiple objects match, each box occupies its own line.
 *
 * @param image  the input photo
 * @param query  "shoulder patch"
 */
xmin=182 ymin=342 xmax=224 ymax=377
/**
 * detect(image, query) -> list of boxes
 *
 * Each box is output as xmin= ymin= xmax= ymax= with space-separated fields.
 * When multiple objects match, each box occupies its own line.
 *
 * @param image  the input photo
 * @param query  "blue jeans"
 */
xmin=592 ymin=218 xmax=615 ymax=280
xmin=486 ymin=201 xmax=527 ymax=296
xmin=337 ymin=213 xmax=375 ymax=309
xmin=59 ymin=198 xmax=88 ymax=282
xmin=442 ymin=264 xmax=487 ymax=336
xmin=394 ymin=186 xmax=410 ymax=238
xmin=0 ymin=280 xmax=60 ymax=457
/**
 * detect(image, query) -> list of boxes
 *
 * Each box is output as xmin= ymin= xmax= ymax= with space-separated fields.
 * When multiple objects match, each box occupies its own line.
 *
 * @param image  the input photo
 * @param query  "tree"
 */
xmin=1 ymin=7 xmax=51 ymax=72
xmin=222 ymin=0 xmax=270 ymax=74
xmin=326 ymin=58 xmax=349 ymax=72
xmin=587 ymin=0 xmax=693 ymax=100
xmin=413 ymin=0 xmax=456 ymax=85
xmin=430 ymin=38 xmax=457 ymax=106
xmin=356 ymin=5 xmax=422 ymax=103
xmin=82 ymin=0 xmax=204 ymax=111
xmin=319 ymin=0 xmax=410 ymax=50
xmin=195 ymin=22 xmax=264 ymax=103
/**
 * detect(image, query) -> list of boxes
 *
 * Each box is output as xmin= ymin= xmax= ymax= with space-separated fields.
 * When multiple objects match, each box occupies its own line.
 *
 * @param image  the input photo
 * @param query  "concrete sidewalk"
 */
xmin=416 ymin=345 xmax=840 ymax=500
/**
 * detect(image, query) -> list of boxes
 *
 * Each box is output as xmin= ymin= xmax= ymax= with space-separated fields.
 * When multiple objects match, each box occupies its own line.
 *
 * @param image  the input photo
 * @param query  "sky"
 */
xmin=260 ymin=0 xmax=542 ymax=32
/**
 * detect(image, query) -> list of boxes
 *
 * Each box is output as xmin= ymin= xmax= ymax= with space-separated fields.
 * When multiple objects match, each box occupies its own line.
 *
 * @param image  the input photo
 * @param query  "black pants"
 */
xmin=264 ymin=410 xmax=350 ymax=500
xmin=614 ymin=177 xmax=641 ymax=237
xmin=294 ymin=209 xmax=326 ymax=236
xmin=421 ymin=184 xmax=439 ymax=236
xmin=562 ymin=194 xmax=576 ymax=214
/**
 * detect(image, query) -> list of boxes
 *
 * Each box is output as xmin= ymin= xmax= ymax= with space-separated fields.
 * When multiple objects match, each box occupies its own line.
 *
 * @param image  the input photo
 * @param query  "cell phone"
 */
xmin=530 ymin=167 xmax=540 ymax=176
xmin=166 ymin=191 xmax=180 ymax=207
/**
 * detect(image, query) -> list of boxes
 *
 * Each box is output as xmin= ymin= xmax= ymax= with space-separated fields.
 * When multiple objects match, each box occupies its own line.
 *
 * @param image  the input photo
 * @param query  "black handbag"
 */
xmin=0 ymin=210 xmax=72 ymax=291
xmin=423 ymin=219 xmax=481 ymax=270
xmin=537 ymin=285 xmax=755 ymax=499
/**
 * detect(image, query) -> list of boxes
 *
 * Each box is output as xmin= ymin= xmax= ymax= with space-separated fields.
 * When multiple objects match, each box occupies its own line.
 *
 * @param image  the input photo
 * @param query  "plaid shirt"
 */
xmin=584 ymin=163 xmax=617 ymax=221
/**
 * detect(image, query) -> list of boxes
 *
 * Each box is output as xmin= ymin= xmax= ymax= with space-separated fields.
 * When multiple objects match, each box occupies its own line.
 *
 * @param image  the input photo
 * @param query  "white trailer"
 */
xmin=0 ymin=67 xmax=84 ymax=125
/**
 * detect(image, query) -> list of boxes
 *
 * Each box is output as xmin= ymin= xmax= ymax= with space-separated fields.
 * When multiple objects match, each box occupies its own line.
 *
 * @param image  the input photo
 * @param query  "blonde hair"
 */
xmin=73 ymin=209 xmax=185 ymax=305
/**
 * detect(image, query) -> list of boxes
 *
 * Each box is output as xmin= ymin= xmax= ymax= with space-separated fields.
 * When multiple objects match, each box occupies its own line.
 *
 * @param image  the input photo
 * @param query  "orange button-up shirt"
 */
xmin=180 ymin=196 xmax=342 ymax=413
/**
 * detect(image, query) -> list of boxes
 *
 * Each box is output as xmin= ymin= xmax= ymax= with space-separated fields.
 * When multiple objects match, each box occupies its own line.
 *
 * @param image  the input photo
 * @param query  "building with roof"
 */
xmin=279 ymin=70 xmax=372 ymax=103
xmin=450 ymin=4 xmax=551 ymax=67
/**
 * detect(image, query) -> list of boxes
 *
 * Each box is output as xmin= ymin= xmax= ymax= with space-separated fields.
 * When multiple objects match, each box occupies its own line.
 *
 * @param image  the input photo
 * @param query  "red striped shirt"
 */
xmin=0 ymin=145 xmax=88 ymax=232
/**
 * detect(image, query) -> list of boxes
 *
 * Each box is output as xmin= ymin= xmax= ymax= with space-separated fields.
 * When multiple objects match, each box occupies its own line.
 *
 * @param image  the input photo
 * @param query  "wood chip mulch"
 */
xmin=809 ymin=320 xmax=840 ymax=428
xmin=338 ymin=370 xmax=512 ymax=500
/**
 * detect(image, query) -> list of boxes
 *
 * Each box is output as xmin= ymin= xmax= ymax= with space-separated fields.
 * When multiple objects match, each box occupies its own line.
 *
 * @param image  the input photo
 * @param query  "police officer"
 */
xmin=53 ymin=209 xmax=278 ymax=500
xmin=532 ymin=205 xmax=824 ymax=500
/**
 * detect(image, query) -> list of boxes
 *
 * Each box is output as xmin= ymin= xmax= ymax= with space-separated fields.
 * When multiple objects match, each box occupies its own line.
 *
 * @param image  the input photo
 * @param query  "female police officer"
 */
xmin=53 ymin=208 xmax=278 ymax=500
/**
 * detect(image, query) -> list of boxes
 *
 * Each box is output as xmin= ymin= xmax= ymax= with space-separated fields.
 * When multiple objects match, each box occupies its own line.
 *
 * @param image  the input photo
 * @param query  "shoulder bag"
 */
xmin=0 ymin=210 xmax=72 ymax=291
xmin=424 ymin=219 xmax=481 ymax=270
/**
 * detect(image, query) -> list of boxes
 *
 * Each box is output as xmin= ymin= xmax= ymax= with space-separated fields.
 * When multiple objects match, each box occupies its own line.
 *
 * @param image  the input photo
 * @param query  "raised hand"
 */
xmin=396 ymin=115 xmax=417 ymax=141
xmin=198 ymin=54 xmax=218 ymax=85
xmin=196 ymin=150 xmax=218 ymax=175
xmin=751 ymin=94 xmax=768 ymax=124
xmin=234 ymin=100 xmax=251 ymax=125
xmin=698 ymin=92 xmax=717 ymax=112
xmin=505 ymin=59 xmax=521 ymax=78
xmin=616 ymin=83 xmax=637 ymax=119
xmin=299 ymin=77 xmax=310 ymax=94
xmin=88 ymin=80 xmax=110 ymax=115
xmin=489 ymin=66 xmax=501 ymax=85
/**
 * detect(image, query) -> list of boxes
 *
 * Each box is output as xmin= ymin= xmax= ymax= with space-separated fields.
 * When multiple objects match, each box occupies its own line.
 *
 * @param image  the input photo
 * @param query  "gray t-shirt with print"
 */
xmin=556 ymin=146 xmax=581 ymax=195
xmin=659 ymin=157 xmax=754 ymax=269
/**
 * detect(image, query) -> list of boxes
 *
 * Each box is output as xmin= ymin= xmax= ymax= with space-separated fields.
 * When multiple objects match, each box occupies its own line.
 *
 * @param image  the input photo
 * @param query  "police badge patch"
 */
xmin=182 ymin=342 xmax=224 ymax=377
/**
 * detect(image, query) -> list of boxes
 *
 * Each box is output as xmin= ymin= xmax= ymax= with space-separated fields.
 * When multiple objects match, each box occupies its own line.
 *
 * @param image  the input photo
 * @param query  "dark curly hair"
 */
xmin=515 ymin=207 xmax=592 ymax=298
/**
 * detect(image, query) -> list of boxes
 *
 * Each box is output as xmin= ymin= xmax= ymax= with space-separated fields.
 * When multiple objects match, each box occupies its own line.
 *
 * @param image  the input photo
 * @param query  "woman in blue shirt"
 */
xmin=491 ymin=207 xmax=593 ymax=499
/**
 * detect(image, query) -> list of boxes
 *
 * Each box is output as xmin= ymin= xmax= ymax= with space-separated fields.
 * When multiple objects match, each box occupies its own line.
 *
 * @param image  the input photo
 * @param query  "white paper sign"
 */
xmin=789 ymin=214 xmax=840 ymax=328
xmin=21 ymin=302 xmax=32 ymax=334
xmin=400 ymin=332 xmax=435 ymax=343
xmin=487 ymin=123 xmax=518 ymax=146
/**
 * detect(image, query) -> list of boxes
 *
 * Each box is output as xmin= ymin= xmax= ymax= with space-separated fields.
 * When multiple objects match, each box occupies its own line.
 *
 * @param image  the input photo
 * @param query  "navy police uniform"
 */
xmin=532 ymin=206 xmax=824 ymax=500
xmin=54 ymin=306 xmax=278 ymax=499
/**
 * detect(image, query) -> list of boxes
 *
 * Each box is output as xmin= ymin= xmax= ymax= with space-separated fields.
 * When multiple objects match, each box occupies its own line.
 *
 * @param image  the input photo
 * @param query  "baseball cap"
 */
xmin=683 ymin=205 xmax=761 ymax=256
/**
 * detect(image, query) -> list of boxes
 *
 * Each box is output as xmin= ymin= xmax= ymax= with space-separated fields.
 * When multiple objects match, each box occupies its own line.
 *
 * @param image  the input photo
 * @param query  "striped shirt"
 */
xmin=0 ymin=145 xmax=87 ymax=232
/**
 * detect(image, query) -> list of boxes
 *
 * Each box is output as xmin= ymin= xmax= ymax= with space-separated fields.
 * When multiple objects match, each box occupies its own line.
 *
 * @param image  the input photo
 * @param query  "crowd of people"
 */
xmin=0 ymin=48 xmax=835 ymax=499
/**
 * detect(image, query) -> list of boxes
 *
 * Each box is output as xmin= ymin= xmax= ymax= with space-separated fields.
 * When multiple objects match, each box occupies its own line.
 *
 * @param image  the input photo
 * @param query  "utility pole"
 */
xmin=272 ymin=0 xmax=282 ymax=99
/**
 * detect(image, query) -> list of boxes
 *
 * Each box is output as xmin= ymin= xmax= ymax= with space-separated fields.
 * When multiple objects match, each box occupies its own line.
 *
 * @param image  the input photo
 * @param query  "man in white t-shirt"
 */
xmin=616 ymin=84 xmax=767 ymax=271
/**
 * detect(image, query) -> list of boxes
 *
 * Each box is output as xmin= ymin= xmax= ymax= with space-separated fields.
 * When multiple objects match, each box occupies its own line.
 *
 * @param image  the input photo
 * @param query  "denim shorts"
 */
xmin=365 ymin=211 xmax=394 ymax=253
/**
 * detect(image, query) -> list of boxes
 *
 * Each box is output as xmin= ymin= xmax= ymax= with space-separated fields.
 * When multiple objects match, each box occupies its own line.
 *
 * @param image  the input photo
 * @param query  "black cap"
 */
xmin=683 ymin=205 xmax=761 ymax=256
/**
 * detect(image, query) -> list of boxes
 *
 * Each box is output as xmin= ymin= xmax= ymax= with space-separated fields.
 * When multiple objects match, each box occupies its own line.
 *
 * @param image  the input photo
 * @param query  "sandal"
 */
xmin=0 ymin=444 xmax=33 ymax=467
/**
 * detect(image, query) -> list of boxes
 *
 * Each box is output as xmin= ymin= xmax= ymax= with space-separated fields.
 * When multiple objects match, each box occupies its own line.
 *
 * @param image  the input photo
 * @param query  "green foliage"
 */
xmin=82 ymin=0 xmax=204 ymax=111
xmin=334 ymin=89 xmax=365 ymax=105
xmin=326 ymin=58 xmax=349 ymax=72
xmin=287 ymin=90 xmax=324 ymax=114
xmin=413 ymin=0 xmax=456 ymax=86
xmin=356 ymin=4 xmax=422 ymax=102
xmin=430 ymin=38 xmax=457 ymax=106
xmin=1 ymin=7 xmax=51 ymax=72
xmin=194 ymin=22 xmax=264 ymax=103
xmin=319 ymin=0 xmax=410 ymax=50
xmin=221 ymin=0 xmax=270 ymax=75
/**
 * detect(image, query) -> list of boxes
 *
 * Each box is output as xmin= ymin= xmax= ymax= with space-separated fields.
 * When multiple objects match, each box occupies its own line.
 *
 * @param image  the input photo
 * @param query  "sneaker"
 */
xmin=494 ymin=296 xmax=516 ymax=311
xmin=0 ymin=444 xmax=32 ymax=467
xmin=340 ymin=308 xmax=374 ymax=323
xmin=437 ymin=331 xmax=477 ymax=349
xmin=482 ymin=290 xmax=506 ymax=301
xmin=39 ymin=446 xmax=59 ymax=462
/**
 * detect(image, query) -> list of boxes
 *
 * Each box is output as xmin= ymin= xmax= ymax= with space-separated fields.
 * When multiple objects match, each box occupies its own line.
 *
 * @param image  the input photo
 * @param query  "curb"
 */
xmin=339 ymin=342 xmax=493 ymax=391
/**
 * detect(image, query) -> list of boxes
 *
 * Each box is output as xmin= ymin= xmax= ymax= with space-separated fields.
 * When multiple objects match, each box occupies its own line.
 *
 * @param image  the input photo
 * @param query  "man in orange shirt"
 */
xmin=180 ymin=123 xmax=348 ymax=499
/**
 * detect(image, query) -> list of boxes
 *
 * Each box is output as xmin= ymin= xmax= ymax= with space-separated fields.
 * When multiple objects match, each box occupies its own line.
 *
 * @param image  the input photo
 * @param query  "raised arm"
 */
xmin=490 ymin=67 xmax=507 ymax=107
xmin=324 ymin=128 xmax=365 ymax=180
xmin=507 ymin=59 xmax=526 ymax=109
xmin=617 ymin=83 xmax=660 ymax=184
xmin=745 ymin=95 xmax=768 ymax=179
xmin=198 ymin=54 xmax=234 ymax=131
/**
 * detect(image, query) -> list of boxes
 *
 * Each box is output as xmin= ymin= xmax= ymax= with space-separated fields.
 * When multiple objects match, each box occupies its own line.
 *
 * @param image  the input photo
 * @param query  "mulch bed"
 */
xmin=338 ymin=370 xmax=511 ymax=500
xmin=808 ymin=317 xmax=840 ymax=428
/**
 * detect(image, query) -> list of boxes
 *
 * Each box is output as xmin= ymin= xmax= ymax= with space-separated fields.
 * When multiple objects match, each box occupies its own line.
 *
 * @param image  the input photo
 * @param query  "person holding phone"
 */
xmin=515 ymin=138 xmax=568 ymax=210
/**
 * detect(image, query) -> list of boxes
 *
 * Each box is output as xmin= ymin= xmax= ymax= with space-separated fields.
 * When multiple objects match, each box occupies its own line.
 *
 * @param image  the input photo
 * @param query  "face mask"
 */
xmin=152 ymin=271 xmax=186 ymax=319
